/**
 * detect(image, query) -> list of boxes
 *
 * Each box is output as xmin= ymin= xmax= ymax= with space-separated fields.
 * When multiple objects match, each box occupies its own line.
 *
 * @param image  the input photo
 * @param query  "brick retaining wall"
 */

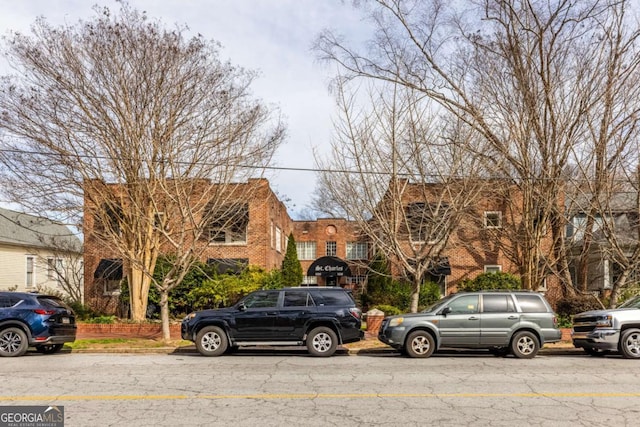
xmin=77 ymin=323 xmax=182 ymax=340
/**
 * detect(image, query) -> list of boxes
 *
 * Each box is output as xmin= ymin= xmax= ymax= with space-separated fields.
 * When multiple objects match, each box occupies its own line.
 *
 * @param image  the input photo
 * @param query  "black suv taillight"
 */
xmin=349 ymin=307 xmax=362 ymax=319
xmin=33 ymin=309 xmax=56 ymax=315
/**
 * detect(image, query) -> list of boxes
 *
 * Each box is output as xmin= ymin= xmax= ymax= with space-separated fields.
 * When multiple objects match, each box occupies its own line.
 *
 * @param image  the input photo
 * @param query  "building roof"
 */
xmin=0 ymin=207 xmax=82 ymax=253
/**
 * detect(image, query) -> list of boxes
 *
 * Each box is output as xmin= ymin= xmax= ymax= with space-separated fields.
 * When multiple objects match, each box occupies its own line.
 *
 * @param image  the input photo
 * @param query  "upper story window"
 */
xmin=296 ymin=241 xmax=317 ymax=260
xmin=26 ymin=256 xmax=35 ymax=288
xmin=96 ymin=202 xmax=123 ymax=236
xmin=206 ymin=203 xmax=249 ymax=245
xmin=275 ymin=227 xmax=282 ymax=252
xmin=47 ymin=257 xmax=64 ymax=283
xmin=484 ymin=211 xmax=502 ymax=228
xmin=405 ymin=202 xmax=449 ymax=244
xmin=346 ymin=242 xmax=368 ymax=260
xmin=326 ymin=241 xmax=337 ymax=257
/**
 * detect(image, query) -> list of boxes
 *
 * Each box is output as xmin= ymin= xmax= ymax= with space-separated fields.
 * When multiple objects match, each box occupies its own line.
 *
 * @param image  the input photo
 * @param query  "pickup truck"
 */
xmin=572 ymin=295 xmax=640 ymax=358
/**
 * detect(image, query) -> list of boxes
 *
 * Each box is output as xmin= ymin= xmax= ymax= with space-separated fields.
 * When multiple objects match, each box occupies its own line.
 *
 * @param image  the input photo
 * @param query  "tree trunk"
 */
xmin=160 ymin=289 xmax=171 ymax=343
xmin=410 ymin=280 xmax=421 ymax=313
xmin=128 ymin=265 xmax=150 ymax=321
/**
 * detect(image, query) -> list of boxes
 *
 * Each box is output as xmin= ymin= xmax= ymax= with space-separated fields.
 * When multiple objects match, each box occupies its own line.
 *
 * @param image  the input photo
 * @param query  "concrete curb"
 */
xmin=66 ymin=344 xmax=583 ymax=356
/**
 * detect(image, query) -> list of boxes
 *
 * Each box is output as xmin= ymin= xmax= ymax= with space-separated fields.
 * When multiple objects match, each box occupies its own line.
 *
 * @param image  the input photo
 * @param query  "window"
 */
xmin=484 ymin=211 xmax=502 ymax=229
xmin=283 ymin=291 xmax=314 ymax=307
xmin=484 ymin=265 xmax=502 ymax=273
xmin=346 ymin=242 xmax=368 ymax=260
xmin=242 ymin=291 xmax=279 ymax=309
xmin=104 ymin=280 xmax=121 ymax=295
xmin=347 ymin=275 xmax=367 ymax=286
xmin=206 ymin=203 xmax=249 ymax=244
xmin=26 ymin=256 xmax=35 ymax=288
xmin=154 ymin=212 xmax=168 ymax=231
xmin=446 ymin=295 xmax=479 ymax=314
xmin=275 ymin=227 xmax=282 ymax=252
xmin=296 ymin=241 xmax=317 ymax=260
xmin=326 ymin=241 xmax=337 ymax=257
xmin=405 ymin=202 xmax=448 ymax=243
xmin=301 ymin=276 xmax=318 ymax=285
xmin=482 ymin=295 xmax=515 ymax=313
xmin=47 ymin=258 xmax=64 ymax=282
xmin=308 ymin=290 xmax=355 ymax=306
xmin=47 ymin=257 xmax=55 ymax=280
xmin=97 ymin=203 xmax=123 ymax=235
xmin=270 ymin=221 xmax=275 ymax=248
xmin=514 ymin=294 xmax=548 ymax=313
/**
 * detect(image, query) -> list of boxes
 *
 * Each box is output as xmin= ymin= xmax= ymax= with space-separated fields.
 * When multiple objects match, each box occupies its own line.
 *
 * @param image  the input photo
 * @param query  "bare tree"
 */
xmin=314 ymin=80 xmax=486 ymax=312
xmin=317 ymin=0 xmax=640 ymax=295
xmin=563 ymin=3 xmax=640 ymax=304
xmin=0 ymin=4 xmax=284 ymax=338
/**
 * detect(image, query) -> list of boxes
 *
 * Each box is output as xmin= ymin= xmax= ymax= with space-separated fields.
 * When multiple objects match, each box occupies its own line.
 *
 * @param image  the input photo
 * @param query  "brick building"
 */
xmin=83 ymin=178 xmax=560 ymax=311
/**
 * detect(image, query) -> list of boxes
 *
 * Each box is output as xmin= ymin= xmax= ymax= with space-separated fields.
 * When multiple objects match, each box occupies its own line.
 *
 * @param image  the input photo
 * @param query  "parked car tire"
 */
xmin=405 ymin=330 xmax=435 ymax=358
xmin=619 ymin=328 xmax=640 ymax=359
xmin=306 ymin=327 xmax=338 ymax=357
xmin=0 ymin=327 xmax=29 ymax=357
xmin=195 ymin=326 xmax=228 ymax=356
xmin=511 ymin=331 xmax=539 ymax=359
xmin=35 ymin=344 xmax=64 ymax=355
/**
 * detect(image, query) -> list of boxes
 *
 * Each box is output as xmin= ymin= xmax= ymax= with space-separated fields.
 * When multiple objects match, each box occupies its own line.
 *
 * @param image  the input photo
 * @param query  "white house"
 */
xmin=0 ymin=207 xmax=83 ymax=298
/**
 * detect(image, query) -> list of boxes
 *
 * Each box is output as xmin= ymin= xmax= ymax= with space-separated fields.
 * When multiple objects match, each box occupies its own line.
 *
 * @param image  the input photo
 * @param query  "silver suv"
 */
xmin=378 ymin=291 xmax=562 ymax=358
xmin=572 ymin=295 xmax=640 ymax=358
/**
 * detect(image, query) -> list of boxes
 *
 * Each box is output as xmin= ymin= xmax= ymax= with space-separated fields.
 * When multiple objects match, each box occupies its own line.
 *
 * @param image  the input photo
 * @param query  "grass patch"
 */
xmin=67 ymin=338 xmax=192 ymax=350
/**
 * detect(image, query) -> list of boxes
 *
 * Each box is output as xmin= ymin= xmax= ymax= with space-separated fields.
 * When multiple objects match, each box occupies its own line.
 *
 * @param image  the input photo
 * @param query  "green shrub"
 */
xmin=68 ymin=302 xmax=102 ymax=321
xmin=458 ymin=272 xmax=521 ymax=291
xmin=84 ymin=315 xmax=117 ymax=324
xmin=555 ymin=295 xmax=603 ymax=319
xmin=371 ymin=304 xmax=403 ymax=316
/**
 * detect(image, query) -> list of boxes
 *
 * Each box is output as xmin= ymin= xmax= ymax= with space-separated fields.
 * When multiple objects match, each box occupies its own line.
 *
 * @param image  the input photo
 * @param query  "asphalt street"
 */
xmin=1 ymin=350 xmax=639 ymax=426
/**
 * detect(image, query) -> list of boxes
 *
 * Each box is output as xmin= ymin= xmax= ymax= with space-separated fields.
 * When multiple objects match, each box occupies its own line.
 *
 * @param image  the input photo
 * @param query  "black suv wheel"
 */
xmin=195 ymin=326 xmax=228 ymax=356
xmin=306 ymin=327 xmax=338 ymax=357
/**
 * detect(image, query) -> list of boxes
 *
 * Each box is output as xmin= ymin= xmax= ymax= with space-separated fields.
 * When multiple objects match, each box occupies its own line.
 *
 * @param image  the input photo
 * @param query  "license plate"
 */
xmin=61 ymin=317 xmax=70 ymax=324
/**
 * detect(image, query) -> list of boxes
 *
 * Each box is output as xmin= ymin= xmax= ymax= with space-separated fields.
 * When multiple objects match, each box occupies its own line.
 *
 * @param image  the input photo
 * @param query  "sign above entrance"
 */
xmin=307 ymin=256 xmax=351 ymax=277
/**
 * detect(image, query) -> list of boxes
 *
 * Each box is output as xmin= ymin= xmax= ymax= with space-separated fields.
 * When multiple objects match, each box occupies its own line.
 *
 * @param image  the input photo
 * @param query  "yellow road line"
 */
xmin=2 ymin=392 xmax=640 ymax=402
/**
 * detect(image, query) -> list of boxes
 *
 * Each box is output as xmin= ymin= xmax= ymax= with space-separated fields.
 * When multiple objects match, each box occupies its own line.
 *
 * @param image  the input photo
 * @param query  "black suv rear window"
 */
xmin=514 ymin=294 xmax=547 ymax=313
xmin=308 ymin=290 xmax=354 ymax=306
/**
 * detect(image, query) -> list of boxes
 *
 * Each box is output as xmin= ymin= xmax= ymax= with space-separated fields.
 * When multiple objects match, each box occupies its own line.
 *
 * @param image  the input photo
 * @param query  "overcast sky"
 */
xmin=0 ymin=0 xmax=373 ymax=219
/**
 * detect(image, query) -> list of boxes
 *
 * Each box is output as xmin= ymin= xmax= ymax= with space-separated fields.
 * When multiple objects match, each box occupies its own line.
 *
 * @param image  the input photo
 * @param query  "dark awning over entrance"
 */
xmin=429 ymin=257 xmax=451 ymax=276
xmin=207 ymin=258 xmax=249 ymax=275
xmin=307 ymin=256 xmax=351 ymax=277
xmin=94 ymin=259 xmax=123 ymax=280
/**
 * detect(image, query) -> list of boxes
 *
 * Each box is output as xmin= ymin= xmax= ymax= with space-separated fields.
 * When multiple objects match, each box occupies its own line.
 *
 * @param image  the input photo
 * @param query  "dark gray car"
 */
xmin=378 ymin=291 xmax=562 ymax=358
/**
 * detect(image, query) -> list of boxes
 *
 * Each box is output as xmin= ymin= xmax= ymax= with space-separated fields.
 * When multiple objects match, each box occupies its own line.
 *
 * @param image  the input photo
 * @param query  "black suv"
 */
xmin=0 ymin=291 xmax=77 ymax=357
xmin=181 ymin=287 xmax=364 ymax=357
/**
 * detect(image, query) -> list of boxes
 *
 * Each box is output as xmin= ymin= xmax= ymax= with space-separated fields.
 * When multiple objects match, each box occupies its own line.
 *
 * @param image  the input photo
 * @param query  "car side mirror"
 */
xmin=440 ymin=306 xmax=452 ymax=316
xmin=238 ymin=302 xmax=247 ymax=311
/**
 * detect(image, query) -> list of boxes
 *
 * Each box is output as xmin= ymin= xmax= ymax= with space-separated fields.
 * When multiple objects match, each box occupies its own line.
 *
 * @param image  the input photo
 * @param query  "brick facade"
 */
xmin=84 ymin=178 xmax=561 ymax=312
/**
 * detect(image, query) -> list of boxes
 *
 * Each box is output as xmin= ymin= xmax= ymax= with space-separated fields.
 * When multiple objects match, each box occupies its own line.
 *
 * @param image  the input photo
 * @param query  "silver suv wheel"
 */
xmin=620 ymin=329 xmax=640 ymax=359
xmin=405 ymin=330 xmax=435 ymax=358
xmin=511 ymin=331 xmax=539 ymax=359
